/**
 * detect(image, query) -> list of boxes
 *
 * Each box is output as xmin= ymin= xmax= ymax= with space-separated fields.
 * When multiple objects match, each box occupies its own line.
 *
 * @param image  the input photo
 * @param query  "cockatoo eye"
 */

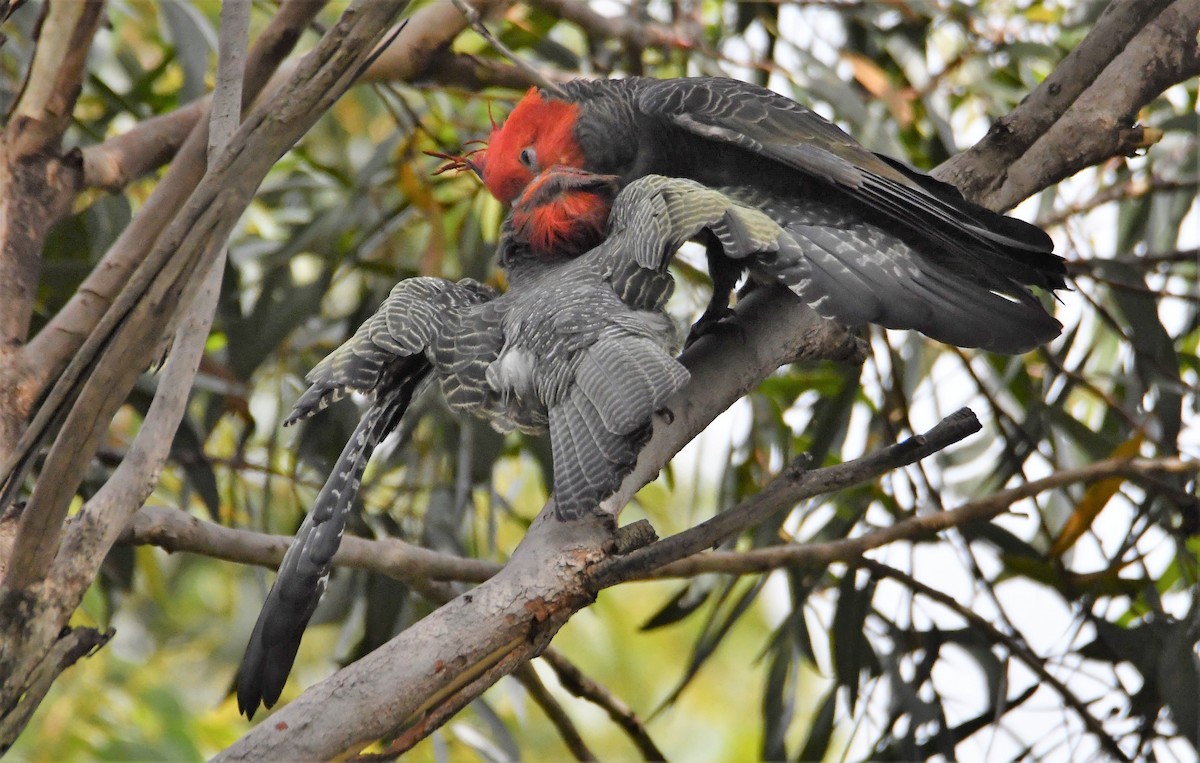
xmin=518 ymin=147 xmax=538 ymax=170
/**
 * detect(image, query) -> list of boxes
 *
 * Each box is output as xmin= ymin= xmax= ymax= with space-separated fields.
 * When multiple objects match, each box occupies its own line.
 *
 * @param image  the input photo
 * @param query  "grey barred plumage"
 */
xmin=237 ymin=372 xmax=425 ymax=716
xmin=236 ymin=174 xmax=803 ymax=718
xmin=480 ymin=76 xmax=1066 ymax=346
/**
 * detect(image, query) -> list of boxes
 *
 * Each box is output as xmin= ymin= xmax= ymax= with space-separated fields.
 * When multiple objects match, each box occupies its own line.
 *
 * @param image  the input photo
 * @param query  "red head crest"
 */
xmin=479 ymin=88 xmax=586 ymax=205
xmin=511 ymin=167 xmax=618 ymax=256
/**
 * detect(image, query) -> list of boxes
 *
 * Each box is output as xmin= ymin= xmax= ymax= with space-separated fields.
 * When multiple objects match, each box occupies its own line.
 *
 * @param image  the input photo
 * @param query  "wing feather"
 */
xmin=635 ymin=77 xmax=1065 ymax=291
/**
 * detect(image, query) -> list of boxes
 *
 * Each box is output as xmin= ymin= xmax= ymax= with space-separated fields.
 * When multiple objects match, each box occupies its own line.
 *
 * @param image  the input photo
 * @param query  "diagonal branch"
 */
xmin=527 ymin=0 xmax=701 ymax=53
xmin=19 ymin=0 xmax=326 ymax=399
xmin=1 ymin=0 xmax=410 ymax=592
xmin=935 ymin=0 xmax=1172 ymax=203
xmin=511 ymin=664 xmax=597 ymax=762
xmin=77 ymin=2 xmax=517 ymax=195
xmin=450 ymin=0 xmax=567 ymax=97
xmin=0 ymin=0 xmax=411 ymax=737
xmin=0 ymin=0 xmax=106 ymax=458
xmin=590 ymin=409 xmax=982 ymax=589
xmin=218 ymin=289 xmax=856 ymax=761
xmin=648 ymin=456 xmax=1198 ymax=578
xmin=936 ymin=0 xmax=1200 ymax=210
xmin=539 ymin=648 xmax=665 ymax=761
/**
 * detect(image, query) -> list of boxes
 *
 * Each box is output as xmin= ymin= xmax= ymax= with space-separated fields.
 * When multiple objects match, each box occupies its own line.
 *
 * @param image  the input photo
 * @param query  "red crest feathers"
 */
xmin=479 ymin=88 xmax=586 ymax=204
xmin=511 ymin=168 xmax=615 ymax=256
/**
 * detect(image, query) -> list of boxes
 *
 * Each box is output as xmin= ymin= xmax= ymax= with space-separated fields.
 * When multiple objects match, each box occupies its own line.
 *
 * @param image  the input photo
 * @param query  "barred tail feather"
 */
xmin=236 ymin=368 xmax=426 ymax=718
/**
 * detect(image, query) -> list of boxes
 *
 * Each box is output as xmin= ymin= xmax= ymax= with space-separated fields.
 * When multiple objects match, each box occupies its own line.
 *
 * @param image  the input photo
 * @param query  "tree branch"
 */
xmin=540 ymin=648 xmax=665 ymax=761
xmin=1037 ymin=175 xmax=1199 ymax=229
xmin=0 ymin=625 xmax=111 ymax=750
xmin=526 ymin=0 xmax=699 ymax=53
xmin=119 ymin=506 xmax=499 ymax=583
xmin=219 ymin=289 xmax=857 ymax=760
xmin=20 ymin=0 xmax=324 ymax=387
xmin=647 ymin=456 xmax=1198 ymax=578
xmin=935 ymin=0 xmax=1180 ymax=206
xmin=0 ymin=0 xmax=410 ymax=735
xmin=0 ymin=0 xmax=105 ymax=460
xmin=450 ymin=0 xmax=567 ymax=97
xmin=511 ymin=663 xmax=597 ymax=762
xmin=983 ymin=0 xmax=1200 ymax=211
xmin=590 ymin=409 xmax=982 ymax=589
xmin=77 ymin=2 xmax=517 ymax=195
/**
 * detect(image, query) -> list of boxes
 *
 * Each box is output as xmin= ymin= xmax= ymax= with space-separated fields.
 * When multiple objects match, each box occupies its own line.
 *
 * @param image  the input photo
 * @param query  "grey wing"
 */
xmin=287 ymin=277 xmax=493 ymax=424
xmin=549 ymin=335 xmax=689 ymax=520
xmin=434 ymin=298 xmax=510 ymax=419
xmin=237 ymin=276 xmax=492 ymax=718
xmin=603 ymin=176 xmax=796 ymax=273
xmin=764 ymin=216 xmax=1062 ymax=353
xmin=605 ymin=178 xmax=1061 ymax=354
xmin=636 ymin=77 xmax=1064 ymax=292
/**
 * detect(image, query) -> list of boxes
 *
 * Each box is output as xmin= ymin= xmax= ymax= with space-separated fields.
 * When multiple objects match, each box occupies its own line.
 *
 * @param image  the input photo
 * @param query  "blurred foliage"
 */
xmin=5 ymin=0 xmax=1199 ymax=760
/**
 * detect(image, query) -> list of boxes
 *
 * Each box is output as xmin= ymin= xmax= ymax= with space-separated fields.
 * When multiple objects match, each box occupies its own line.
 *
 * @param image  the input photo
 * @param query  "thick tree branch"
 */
xmin=937 ymin=0 xmax=1200 ymax=210
xmin=219 ymin=294 xmax=861 ymax=760
xmin=0 ymin=0 xmax=105 ymax=460
xmin=0 ymin=625 xmax=110 ymax=750
xmin=9 ymin=0 xmax=104 ymax=152
xmin=988 ymin=0 xmax=1200 ymax=211
xmin=0 ymin=0 xmax=410 ymax=737
xmin=936 ymin=0 xmax=1172 ymax=196
xmin=19 ymin=0 xmax=324 ymax=399
xmin=219 ymin=505 xmax=613 ymax=760
xmin=33 ymin=19 xmax=257 ymax=742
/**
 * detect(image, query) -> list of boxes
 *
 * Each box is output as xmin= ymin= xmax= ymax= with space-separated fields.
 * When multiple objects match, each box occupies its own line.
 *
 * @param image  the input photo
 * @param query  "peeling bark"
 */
xmin=0 ymin=0 xmax=104 ymax=461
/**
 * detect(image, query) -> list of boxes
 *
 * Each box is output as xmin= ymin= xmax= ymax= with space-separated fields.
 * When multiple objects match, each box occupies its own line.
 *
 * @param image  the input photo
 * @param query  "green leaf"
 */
xmin=831 ymin=569 xmax=877 ymax=711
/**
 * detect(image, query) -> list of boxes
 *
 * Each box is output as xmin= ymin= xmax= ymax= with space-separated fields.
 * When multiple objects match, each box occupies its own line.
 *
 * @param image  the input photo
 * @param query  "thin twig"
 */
xmin=647 ymin=456 xmax=1196 ymax=578
xmin=512 ymin=663 xmax=597 ymax=761
xmin=1068 ymin=248 xmax=1200 ymax=272
xmin=540 ymin=648 xmax=666 ymax=761
xmin=527 ymin=0 xmax=700 ymax=53
xmin=448 ymin=0 xmax=568 ymax=97
xmin=1038 ymin=176 xmax=1199 ymax=229
xmin=861 ymin=559 xmax=1131 ymax=762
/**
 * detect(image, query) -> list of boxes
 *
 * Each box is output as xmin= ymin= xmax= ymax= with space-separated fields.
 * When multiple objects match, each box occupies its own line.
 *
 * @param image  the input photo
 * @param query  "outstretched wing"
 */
xmin=237 ymin=276 xmax=492 ymax=718
xmin=605 ymin=175 xmax=1061 ymax=354
xmin=635 ymin=77 xmax=1065 ymax=292
xmin=288 ymin=277 xmax=493 ymax=424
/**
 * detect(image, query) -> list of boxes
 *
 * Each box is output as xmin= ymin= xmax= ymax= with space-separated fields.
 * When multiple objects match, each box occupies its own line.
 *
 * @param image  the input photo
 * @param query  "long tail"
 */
xmin=236 ymin=367 xmax=427 ymax=718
